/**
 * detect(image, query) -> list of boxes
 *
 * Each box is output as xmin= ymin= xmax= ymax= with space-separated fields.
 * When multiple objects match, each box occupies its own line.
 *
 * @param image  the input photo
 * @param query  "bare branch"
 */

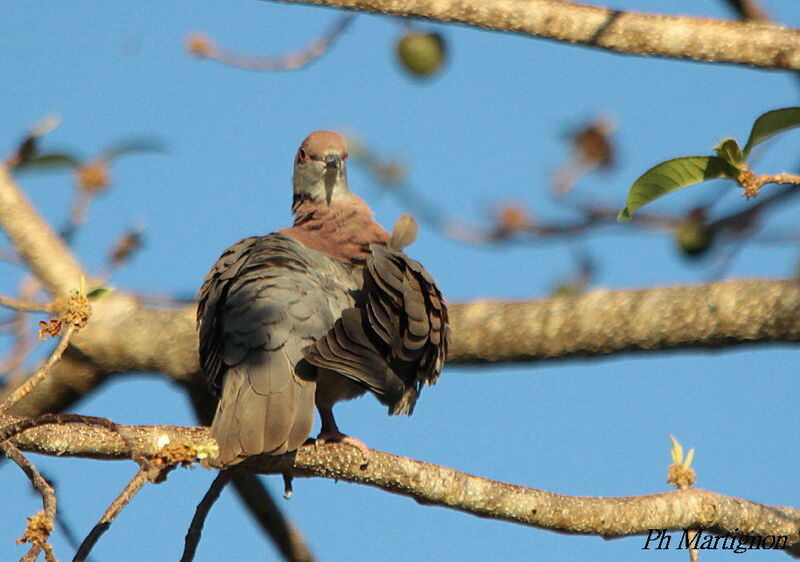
xmin=74 ymin=469 xmax=149 ymax=562
xmin=181 ymin=471 xmax=231 ymax=562
xmin=1 ymin=442 xmax=57 ymax=562
xmin=0 ymin=325 xmax=77 ymax=414
xmin=270 ymin=0 xmax=800 ymax=70
xmin=185 ymin=376 xmax=316 ymax=562
xmin=8 ymin=417 xmax=800 ymax=555
xmin=722 ymin=0 xmax=769 ymax=22
xmin=0 ymin=295 xmax=53 ymax=315
xmin=186 ymin=15 xmax=354 ymax=71
xmin=0 ymin=166 xmax=85 ymax=297
xmin=229 ymin=474 xmax=315 ymax=562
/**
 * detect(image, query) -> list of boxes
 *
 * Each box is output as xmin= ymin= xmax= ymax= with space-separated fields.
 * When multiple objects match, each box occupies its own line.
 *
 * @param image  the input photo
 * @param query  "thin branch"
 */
xmin=230 ymin=473 xmax=315 ymax=562
xmin=0 ymin=325 xmax=77 ymax=414
xmin=181 ymin=471 xmax=232 ymax=562
xmin=1 ymin=442 xmax=57 ymax=562
xmin=0 ymin=166 xmax=85 ymax=296
xmin=722 ymin=0 xmax=769 ymax=22
xmin=40 ymin=472 xmax=85 ymax=555
xmin=7 ymin=418 xmax=800 ymax=556
xmin=271 ymin=0 xmax=800 ymax=70
xmin=0 ymin=295 xmax=53 ymax=315
xmin=187 ymin=15 xmax=354 ymax=71
xmin=184 ymin=383 xmax=316 ymax=562
xmin=73 ymin=469 xmax=149 ymax=562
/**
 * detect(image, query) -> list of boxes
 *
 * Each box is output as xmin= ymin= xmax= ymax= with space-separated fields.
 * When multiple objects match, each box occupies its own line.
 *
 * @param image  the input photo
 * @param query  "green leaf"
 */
xmin=618 ymin=156 xmax=737 ymax=221
xmin=86 ymin=286 xmax=114 ymax=300
xmin=18 ymin=152 xmax=78 ymax=171
xmin=742 ymin=107 xmax=800 ymax=158
xmin=713 ymin=138 xmax=743 ymax=166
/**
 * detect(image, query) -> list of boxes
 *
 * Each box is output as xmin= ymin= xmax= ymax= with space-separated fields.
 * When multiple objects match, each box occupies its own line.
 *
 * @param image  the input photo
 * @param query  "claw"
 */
xmin=282 ymin=473 xmax=294 ymax=500
xmin=316 ymin=430 xmax=370 ymax=466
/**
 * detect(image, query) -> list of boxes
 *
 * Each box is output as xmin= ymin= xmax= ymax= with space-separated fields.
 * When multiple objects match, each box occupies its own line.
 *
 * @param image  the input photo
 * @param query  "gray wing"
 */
xmin=302 ymin=244 xmax=450 ymax=416
xmin=197 ymin=234 xmax=341 ymax=466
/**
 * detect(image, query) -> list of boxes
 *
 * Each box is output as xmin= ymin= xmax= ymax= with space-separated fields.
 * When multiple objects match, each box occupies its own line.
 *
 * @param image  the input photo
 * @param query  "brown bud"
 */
xmin=666 ymin=462 xmax=696 ymax=489
xmin=75 ymin=161 xmax=110 ymax=193
xmin=110 ymin=230 xmax=143 ymax=265
xmin=61 ymin=293 xmax=91 ymax=329
xmin=185 ymin=33 xmax=214 ymax=57
xmin=572 ymin=121 xmax=614 ymax=169
xmin=15 ymin=510 xmax=52 ymax=546
xmin=496 ymin=204 xmax=528 ymax=234
xmin=37 ymin=319 xmax=62 ymax=340
xmin=373 ymin=162 xmax=406 ymax=186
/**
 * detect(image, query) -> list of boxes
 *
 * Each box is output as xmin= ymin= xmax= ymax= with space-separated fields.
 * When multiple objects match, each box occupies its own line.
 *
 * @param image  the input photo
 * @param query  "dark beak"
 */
xmin=324 ymin=154 xmax=342 ymax=205
xmin=324 ymin=153 xmax=342 ymax=170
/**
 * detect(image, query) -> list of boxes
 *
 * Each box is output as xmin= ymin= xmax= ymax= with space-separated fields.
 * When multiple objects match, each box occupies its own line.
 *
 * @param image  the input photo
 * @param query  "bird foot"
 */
xmin=315 ymin=430 xmax=370 ymax=466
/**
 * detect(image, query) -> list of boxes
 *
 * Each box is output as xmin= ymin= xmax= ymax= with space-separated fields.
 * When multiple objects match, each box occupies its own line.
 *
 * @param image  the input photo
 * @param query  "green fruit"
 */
xmin=396 ymin=32 xmax=445 ymax=78
xmin=675 ymin=220 xmax=712 ymax=258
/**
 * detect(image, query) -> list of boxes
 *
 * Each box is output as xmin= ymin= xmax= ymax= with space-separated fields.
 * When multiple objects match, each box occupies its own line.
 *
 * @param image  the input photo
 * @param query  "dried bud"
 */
xmin=186 ymin=33 xmax=214 ymax=57
xmin=496 ymin=204 xmax=529 ymax=234
xmin=373 ymin=162 xmax=406 ymax=186
xmin=16 ymin=510 xmax=52 ymax=546
xmin=37 ymin=319 xmax=62 ymax=340
xmin=666 ymin=462 xmax=696 ymax=490
xmin=61 ymin=292 xmax=91 ymax=329
xmin=572 ymin=120 xmax=615 ymax=169
xmin=110 ymin=230 xmax=143 ymax=265
xmin=75 ymin=161 xmax=110 ymax=193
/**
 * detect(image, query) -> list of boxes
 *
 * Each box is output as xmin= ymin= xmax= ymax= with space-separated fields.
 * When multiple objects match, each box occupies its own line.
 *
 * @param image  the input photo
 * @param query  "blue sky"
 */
xmin=2 ymin=1 xmax=799 ymax=560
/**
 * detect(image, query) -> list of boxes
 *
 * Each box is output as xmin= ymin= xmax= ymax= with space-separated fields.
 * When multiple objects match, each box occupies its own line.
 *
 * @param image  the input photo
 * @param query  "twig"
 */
xmin=181 ymin=470 xmax=232 ymax=562
xmin=230 ymin=473 xmax=315 ymax=562
xmin=73 ymin=469 xmax=149 ymax=562
xmin=185 ymin=378 xmax=316 ymax=561
xmin=722 ymin=0 xmax=769 ymax=22
xmin=0 ymin=295 xmax=53 ymax=314
xmin=1 ymin=442 xmax=57 ymax=562
xmin=737 ymin=170 xmax=800 ymax=198
xmin=0 ymin=325 xmax=76 ymax=414
xmin=187 ymin=15 xmax=354 ymax=71
xmin=38 ymin=471 xmax=85 ymax=555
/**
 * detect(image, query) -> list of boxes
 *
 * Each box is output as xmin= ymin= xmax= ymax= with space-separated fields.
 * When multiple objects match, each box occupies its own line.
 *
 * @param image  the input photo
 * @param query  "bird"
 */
xmin=197 ymin=130 xmax=449 ymax=467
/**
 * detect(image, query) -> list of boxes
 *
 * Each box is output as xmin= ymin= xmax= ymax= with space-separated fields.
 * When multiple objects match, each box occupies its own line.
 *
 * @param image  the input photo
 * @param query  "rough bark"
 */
xmin=5 ymin=278 xmax=800 ymax=416
xmin=7 ymin=416 xmax=800 ymax=556
xmin=271 ymin=0 xmax=800 ymax=70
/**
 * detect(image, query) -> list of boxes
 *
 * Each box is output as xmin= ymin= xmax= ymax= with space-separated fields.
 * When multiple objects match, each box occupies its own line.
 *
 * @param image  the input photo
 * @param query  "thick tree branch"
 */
xmin=0 ymin=167 xmax=85 ymax=296
xmin=447 ymin=278 xmax=800 ymax=364
xmin=7 ymin=417 xmax=800 ymax=555
xmin=271 ymin=0 xmax=800 ymax=70
xmin=5 ymin=278 xmax=799 ymax=417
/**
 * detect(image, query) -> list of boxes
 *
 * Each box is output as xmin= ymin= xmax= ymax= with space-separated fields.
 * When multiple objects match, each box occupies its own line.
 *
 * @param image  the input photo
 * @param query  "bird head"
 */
xmin=292 ymin=130 xmax=350 ymax=206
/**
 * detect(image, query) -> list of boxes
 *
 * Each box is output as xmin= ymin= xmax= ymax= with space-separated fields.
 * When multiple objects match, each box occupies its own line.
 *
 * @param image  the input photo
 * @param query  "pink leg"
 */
xmin=316 ymin=406 xmax=370 ymax=464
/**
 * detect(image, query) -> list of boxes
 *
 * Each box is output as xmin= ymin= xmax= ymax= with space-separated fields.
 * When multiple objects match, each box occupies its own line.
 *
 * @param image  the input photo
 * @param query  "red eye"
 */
xmin=297 ymin=148 xmax=308 ymax=163
xmin=342 ymin=152 xmax=349 ymax=161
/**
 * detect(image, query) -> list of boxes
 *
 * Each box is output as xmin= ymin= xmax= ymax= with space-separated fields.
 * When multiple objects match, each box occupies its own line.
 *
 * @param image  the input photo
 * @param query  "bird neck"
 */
xmin=280 ymin=195 xmax=390 ymax=263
